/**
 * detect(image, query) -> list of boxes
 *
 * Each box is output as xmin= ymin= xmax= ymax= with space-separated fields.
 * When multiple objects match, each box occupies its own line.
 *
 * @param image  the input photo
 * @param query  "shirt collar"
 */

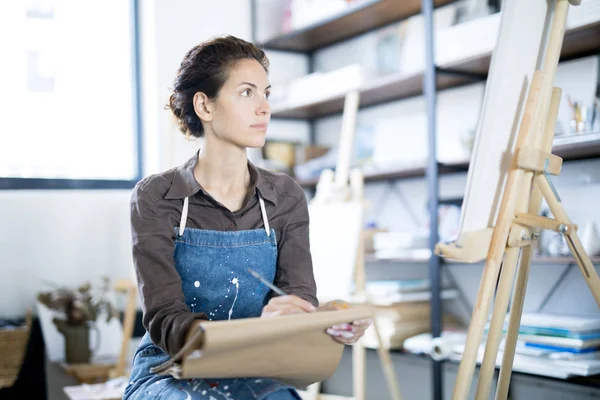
xmin=164 ymin=151 xmax=278 ymax=206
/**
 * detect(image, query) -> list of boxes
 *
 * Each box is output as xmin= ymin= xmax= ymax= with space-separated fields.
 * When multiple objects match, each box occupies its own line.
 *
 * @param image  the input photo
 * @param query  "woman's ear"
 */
xmin=193 ymin=92 xmax=214 ymax=122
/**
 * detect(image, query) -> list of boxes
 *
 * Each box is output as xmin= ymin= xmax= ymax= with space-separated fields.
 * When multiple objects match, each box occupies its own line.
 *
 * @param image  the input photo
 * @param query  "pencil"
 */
xmin=247 ymin=268 xmax=288 ymax=296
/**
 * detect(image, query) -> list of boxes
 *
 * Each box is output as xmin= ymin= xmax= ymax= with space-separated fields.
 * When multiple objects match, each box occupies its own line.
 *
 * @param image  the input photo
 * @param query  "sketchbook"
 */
xmin=152 ymin=307 xmax=372 ymax=388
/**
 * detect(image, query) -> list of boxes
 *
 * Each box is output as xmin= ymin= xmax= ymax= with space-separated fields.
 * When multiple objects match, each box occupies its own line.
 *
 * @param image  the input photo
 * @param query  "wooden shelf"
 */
xmin=365 ymin=254 xmax=600 ymax=265
xmin=271 ymin=21 xmax=600 ymax=119
xmin=260 ymin=0 xmax=455 ymax=52
xmin=295 ymin=134 xmax=600 ymax=187
xmin=271 ymin=69 xmax=477 ymax=119
xmin=296 ymin=161 xmax=468 ymax=187
xmin=553 ymin=135 xmax=600 ymax=160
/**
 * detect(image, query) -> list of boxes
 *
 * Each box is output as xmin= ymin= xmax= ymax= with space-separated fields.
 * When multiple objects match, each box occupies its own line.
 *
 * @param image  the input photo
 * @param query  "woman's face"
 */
xmin=202 ymin=59 xmax=271 ymax=148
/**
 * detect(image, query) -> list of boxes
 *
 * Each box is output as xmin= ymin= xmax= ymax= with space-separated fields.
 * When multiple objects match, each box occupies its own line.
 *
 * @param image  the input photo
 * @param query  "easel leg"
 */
xmin=454 ymin=1 xmax=573 ymax=397
xmin=494 ymin=245 xmax=532 ymax=400
xmin=452 ymin=71 xmax=547 ymax=400
xmin=475 ymin=247 xmax=520 ymax=400
xmin=371 ymin=319 xmax=403 ymax=400
xmin=479 ymin=44 xmax=565 ymax=400
xmin=536 ymin=174 xmax=600 ymax=306
xmin=495 ymin=86 xmax=563 ymax=400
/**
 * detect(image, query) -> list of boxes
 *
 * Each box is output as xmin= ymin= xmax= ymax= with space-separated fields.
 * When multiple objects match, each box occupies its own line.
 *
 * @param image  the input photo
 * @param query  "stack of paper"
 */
xmin=365 ymin=279 xmax=458 ymax=305
xmin=372 ymin=231 xmax=431 ymax=260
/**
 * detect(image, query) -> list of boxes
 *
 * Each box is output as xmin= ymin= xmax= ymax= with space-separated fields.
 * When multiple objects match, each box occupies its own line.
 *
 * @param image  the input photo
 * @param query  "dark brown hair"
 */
xmin=167 ymin=35 xmax=269 ymax=138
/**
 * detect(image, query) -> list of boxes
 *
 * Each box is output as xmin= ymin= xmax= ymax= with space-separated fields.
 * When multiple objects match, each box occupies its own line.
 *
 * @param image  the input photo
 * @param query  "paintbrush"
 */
xmin=247 ymin=267 xmax=288 ymax=296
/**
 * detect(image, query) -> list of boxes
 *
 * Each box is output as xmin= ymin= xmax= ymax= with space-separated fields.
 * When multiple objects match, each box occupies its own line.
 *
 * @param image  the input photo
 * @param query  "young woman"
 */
xmin=124 ymin=35 xmax=371 ymax=400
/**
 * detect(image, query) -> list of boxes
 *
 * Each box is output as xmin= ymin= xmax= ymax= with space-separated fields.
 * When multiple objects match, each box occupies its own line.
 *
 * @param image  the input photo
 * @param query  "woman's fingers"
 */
xmin=261 ymin=295 xmax=317 ymax=317
xmin=326 ymin=319 xmax=373 ymax=344
xmin=263 ymin=303 xmax=307 ymax=316
xmin=267 ymin=295 xmax=317 ymax=312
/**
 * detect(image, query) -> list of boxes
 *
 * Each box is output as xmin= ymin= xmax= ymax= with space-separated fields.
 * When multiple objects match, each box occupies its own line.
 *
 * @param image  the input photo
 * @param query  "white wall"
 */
xmin=0 ymin=0 xmax=285 ymax=318
xmin=141 ymin=0 xmax=309 ymax=170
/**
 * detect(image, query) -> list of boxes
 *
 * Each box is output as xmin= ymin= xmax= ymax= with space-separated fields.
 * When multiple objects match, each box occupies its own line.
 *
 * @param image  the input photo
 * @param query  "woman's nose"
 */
xmin=257 ymin=96 xmax=270 ymax=116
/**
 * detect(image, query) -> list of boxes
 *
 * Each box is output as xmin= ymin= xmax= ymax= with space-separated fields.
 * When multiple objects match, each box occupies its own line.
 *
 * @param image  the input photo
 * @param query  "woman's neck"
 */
xmin=194 ymin=135 xmax=250 ymax=195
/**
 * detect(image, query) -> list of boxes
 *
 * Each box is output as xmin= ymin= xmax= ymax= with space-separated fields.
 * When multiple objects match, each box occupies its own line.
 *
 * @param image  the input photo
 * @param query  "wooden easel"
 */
xmin=435 ymin=1 xmax=600 ymax=399
xmin=302 ymin=91 xmax=402 ymax=400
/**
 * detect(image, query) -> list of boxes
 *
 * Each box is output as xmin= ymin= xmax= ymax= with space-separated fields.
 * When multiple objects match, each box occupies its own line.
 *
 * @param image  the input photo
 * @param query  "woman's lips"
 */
xmin=250 ymin=123 xmax=268 ymax=131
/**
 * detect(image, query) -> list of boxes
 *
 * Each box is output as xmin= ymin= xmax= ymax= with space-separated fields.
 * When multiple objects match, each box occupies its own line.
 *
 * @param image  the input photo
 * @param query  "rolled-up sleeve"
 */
xmin=130 ymin=183 xmax=206 ymax=357
xmin=274 ymin=191 xmax=318 ymax=307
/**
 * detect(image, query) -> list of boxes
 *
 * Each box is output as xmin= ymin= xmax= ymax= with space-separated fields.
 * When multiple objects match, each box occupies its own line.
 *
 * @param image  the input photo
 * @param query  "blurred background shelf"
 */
xmin=270 ymin=21 xmax=600 ymax=119
xmin=260 ymin=0 xmax=456 ymax=52
xmin=364 ymin=254 xmax=600 ymax=265
xmin=295 ymin=134 xmax=600 ymax=187
xmin=271 ymin=68 xmax=478 ymax=119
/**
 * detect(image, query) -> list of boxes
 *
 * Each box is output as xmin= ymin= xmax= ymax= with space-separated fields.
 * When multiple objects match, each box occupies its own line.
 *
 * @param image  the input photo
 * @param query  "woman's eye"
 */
xmin=241 ymin=89 xmax=251 ymax=97
xmin=265 ymin=92 xmax=270 ymax=100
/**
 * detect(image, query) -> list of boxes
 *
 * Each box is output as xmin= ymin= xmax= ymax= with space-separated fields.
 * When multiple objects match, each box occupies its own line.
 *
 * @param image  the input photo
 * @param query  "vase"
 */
xmin=55 ymin=321 xmax=91 ymax=364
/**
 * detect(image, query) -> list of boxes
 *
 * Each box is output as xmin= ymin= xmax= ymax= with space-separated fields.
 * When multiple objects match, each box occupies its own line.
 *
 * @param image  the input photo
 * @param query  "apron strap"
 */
xmin=178 ymin=197 xmax=189 ymax=237
xmin=179 ymin=194 xmax=270 ymax=237
xmin=258 ymin=193 xmax=271 ymax=237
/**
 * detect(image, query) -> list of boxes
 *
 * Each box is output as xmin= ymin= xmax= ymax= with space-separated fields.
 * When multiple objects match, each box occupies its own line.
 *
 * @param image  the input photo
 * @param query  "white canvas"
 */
xmin=457 ymin=0 xmax=551 ymax=236
xmin=309 ymin=201 xmax=363 ymax=303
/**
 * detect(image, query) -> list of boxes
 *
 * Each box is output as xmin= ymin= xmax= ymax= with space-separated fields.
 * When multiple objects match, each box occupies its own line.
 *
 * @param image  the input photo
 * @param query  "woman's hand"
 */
xmin=261 ymin=295 xmax=317 ymax=318
xmin=322 ymin=300 xmax=372 ymax=345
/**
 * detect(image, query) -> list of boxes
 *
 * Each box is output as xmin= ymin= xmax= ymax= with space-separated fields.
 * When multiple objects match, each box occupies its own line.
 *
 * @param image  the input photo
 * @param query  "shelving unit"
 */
xmin=261 ymin=0 xmax=455 ymax=52
xmin=252 ymin=1 xmax=600 ymax=399
xmin=270 ymin=21 xmax=600 ymax=119
xmin=295 ymin=132 xmax=600 ymax=188
xmin=365 ymin=254 xmax=600 ymax=265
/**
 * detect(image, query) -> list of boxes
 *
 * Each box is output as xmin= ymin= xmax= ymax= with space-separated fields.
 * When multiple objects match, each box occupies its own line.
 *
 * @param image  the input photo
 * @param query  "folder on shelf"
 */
xmin=151 ymin=307 xmax=372 ymax=388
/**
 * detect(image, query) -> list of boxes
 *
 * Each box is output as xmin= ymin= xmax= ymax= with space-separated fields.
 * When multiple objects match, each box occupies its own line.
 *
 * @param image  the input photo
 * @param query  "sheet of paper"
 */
xmin=164 ymin=308 xmax=373 ymax=388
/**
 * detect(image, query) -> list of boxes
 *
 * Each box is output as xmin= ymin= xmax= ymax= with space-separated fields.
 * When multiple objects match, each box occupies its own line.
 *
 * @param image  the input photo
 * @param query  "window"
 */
xmin=0 ymin=0 xmax=142 ymax=189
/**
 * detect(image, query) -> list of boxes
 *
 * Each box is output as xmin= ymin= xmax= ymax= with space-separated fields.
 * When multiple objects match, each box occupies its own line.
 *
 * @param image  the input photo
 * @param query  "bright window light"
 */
xmin=0 ymin=0 xmax=139 ymax=183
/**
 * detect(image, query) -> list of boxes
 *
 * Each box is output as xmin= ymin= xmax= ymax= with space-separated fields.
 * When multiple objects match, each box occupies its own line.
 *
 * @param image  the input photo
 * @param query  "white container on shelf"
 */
xmin=290 ymin=0 xmax=347 ymax=30
xmin=270 ymin=63 xmax=367 ymax=111
xmin=436 ymin=12 xmax=501 ymax=68
xmin=567 ymin=0 xmax=600 ymax=30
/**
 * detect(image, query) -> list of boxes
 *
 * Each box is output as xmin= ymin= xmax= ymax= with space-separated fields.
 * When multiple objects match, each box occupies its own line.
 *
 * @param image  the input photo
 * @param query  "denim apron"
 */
xmin=124 ymin=193 xmax=301 ymax=400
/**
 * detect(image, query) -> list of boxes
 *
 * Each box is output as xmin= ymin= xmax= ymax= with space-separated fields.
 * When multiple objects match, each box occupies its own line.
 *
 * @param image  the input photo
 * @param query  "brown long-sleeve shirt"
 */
xmin=130 ymin=152 xmax=318 ymax=357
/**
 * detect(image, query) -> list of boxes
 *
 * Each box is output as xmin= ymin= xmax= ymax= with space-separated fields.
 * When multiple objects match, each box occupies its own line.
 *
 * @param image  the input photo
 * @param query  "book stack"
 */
xmin=371 ymin=231 xmax=431 ymax=260
xmin=515 ymin=313 xmax=600 ymax=355
xmin=457 ymin=313 xmax=600 ymax=378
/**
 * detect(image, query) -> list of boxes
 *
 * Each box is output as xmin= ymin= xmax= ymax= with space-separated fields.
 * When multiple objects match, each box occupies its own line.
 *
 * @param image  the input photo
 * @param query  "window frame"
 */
xmin=1 ymin=0 xmax=143 ymax=190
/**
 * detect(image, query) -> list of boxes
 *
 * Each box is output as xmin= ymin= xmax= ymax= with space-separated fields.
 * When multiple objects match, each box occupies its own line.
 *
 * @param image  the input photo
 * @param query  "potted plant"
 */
xmin=37 ymin=277 xmax=117 ymax=364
